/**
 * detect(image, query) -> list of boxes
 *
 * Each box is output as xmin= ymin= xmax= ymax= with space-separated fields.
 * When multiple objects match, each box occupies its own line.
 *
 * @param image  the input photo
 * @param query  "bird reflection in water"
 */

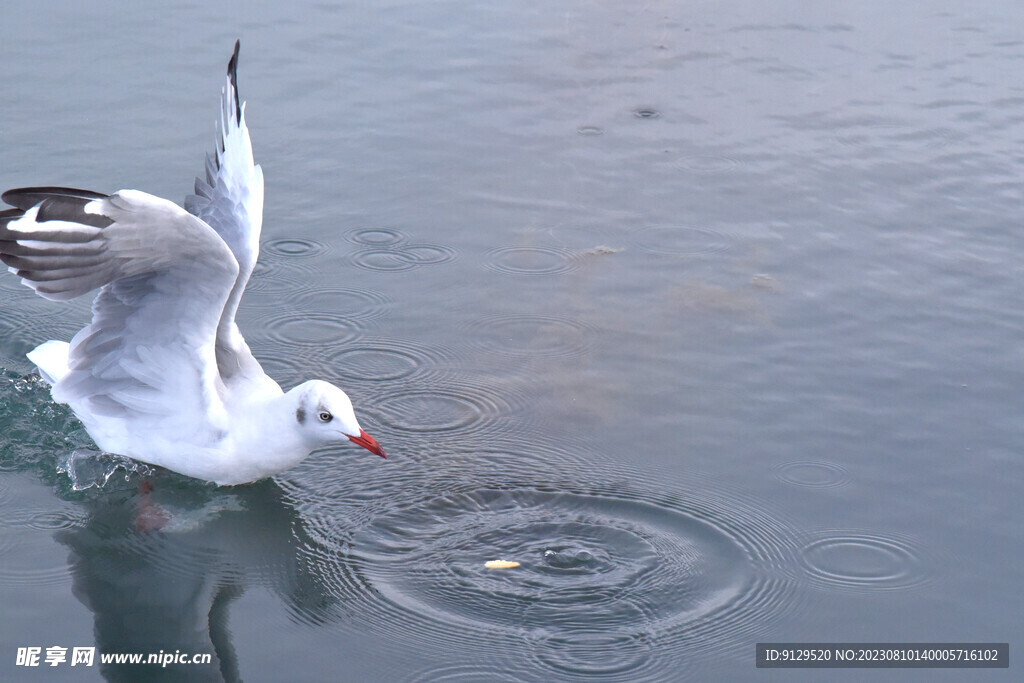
xmin=57 ymin=477 xmax=344 ymax=682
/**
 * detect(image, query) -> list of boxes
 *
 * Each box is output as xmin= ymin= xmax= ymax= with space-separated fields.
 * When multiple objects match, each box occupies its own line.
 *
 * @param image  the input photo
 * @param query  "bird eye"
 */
xmin=318 ymin=411 xmax=332 ymax=423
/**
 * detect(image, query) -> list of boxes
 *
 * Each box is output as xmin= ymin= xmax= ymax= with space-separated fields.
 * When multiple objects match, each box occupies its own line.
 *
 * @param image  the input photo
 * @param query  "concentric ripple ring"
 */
xmin=341 ymin=483 xmax=802 ymax=673
xmin=774 ymin=461 xmax=850 ymax=489
xmin=799 ymin=530 xmax=931 ymax=592
xmin=483 ymin=246 xmax=581 ymax=275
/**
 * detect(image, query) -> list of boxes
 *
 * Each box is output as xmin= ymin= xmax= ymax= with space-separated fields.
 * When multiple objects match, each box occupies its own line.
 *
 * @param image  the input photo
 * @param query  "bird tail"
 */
xmin=27 ymin=340 xmax=70 ymax=385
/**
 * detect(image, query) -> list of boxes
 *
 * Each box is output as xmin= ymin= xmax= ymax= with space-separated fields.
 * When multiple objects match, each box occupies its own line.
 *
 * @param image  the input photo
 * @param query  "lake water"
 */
xmin=1 ymin=1 xmax=1021 ymax=680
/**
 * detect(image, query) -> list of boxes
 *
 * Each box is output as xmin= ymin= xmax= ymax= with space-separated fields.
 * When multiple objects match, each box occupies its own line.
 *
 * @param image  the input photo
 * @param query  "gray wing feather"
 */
xmin=0 ymin=188 xmax=238 ymax=427
xmin=184 ymin=40 xmax=264 ymax=378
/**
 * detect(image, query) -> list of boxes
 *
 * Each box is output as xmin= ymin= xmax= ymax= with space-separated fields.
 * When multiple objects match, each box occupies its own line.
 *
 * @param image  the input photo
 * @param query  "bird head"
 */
xmin=292 ymin=380 xmax=386 ymax=458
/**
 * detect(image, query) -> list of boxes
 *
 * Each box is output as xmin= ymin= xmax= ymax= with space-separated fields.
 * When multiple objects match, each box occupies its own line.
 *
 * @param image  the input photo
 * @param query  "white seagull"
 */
xmin=0 ymin=42 xmax=386 ymax=485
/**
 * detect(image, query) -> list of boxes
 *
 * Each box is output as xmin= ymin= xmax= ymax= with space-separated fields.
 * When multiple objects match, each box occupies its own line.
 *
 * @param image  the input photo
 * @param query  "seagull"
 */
xmin=0 ymin=42 xmax=386 ymax=485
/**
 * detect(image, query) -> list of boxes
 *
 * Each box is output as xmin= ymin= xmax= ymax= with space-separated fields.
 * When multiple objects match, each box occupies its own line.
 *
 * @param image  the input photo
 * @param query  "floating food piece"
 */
xmin=485 ymin=560 xmax=520 ymax=569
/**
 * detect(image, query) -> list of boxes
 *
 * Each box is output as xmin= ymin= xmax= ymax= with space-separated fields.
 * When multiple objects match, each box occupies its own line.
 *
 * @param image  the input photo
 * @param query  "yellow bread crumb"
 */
xmin=484 ymin=560 xmax=520 ymax=569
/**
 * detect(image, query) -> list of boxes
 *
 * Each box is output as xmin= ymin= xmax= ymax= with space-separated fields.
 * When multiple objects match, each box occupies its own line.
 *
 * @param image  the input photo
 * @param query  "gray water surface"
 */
xmin=1 ymin=1 xmax=1021 ymax=680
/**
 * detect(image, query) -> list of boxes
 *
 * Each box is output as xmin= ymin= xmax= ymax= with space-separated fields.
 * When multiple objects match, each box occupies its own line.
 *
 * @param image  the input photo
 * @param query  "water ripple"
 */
xmin=288 ymin=286 xmax=391 ymax=323
xmin=773 ymin=461 xmax=850 ymax=489
xmin=260 ymin=313 xmax=361 ymax=348
xmin=322 ymin=338 xmax=454 ymax=385
xmin=482 ymin=246 xmax=582 ymax=275
xmin=323 ymin=470 xmax=802 ymax=674
xmin=345 ymin=227 xmax=408 ymax=248
xmin=401 ymin=244 xmax=458 ymax=266
xmin=798 ymin=530 xmax=931 ymax=592
xmin=242 ymin=261 xmax=329 ymax=317
xmin=20 ymin=509 xmax=83 ymax=531
xmin=244 ymin=257 xmax=290 ymax=294
xmin=263 ymin=237 xmax=329 ymax=259
xmin=291 ymin=287 xmax=391 ymax=321
xmin=633 ymin=108 xmax=661 ymax=119
xmin=364 ymin=380 xmax=527 ymax=440
xmin=346 ymin=227 xmax=458 ymax=272
xmin=284 ymin=425 xmax=807 ymax=679
xmin=529 ymin=628 xmax=662 ymax=679
xmin=0 ymin=309 xmax=82 ymax=360
xmin=350 ymin=243 xmax=457 ymax=272
xmin=407 ymin=663 xmax=532 ymax=682
xmin=462 ymin=314 xmax=592 ymax=359
xmin=0 ymin=532 xmax=73 ymax=587
xmin=351 ymin=249 xmax=420 ymax=272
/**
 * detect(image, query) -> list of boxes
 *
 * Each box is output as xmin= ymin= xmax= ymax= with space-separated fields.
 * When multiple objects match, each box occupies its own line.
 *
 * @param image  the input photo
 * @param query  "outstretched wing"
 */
xmin=0 ymin=188 xmax=238 ymax=443
xmin=184 ymin=40 xmax=265 ymax=378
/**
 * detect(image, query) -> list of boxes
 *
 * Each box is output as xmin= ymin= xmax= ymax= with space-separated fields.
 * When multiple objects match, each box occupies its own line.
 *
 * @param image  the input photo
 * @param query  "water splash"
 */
xmin=56 ymin=449 xmax=155 ymax=492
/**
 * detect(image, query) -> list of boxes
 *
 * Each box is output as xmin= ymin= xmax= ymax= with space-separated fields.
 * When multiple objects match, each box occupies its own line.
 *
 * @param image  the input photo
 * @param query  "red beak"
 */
xmin=349 ymin=429 xmax=386 ymax=458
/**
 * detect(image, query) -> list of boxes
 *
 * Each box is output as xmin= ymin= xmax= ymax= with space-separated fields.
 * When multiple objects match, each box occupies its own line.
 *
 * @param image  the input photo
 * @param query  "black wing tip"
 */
xmin=0 ymin=190 xmax=113 ymax=229
xmin=228 ymin=40 xmax=240 ymax=78
xmin=3 ymin=187 xmax=110 ymax=210
xmin=0 ymin=208 xmax=23 ymax=229
xmin=227 ymin=40 xmax=242 ymax=123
